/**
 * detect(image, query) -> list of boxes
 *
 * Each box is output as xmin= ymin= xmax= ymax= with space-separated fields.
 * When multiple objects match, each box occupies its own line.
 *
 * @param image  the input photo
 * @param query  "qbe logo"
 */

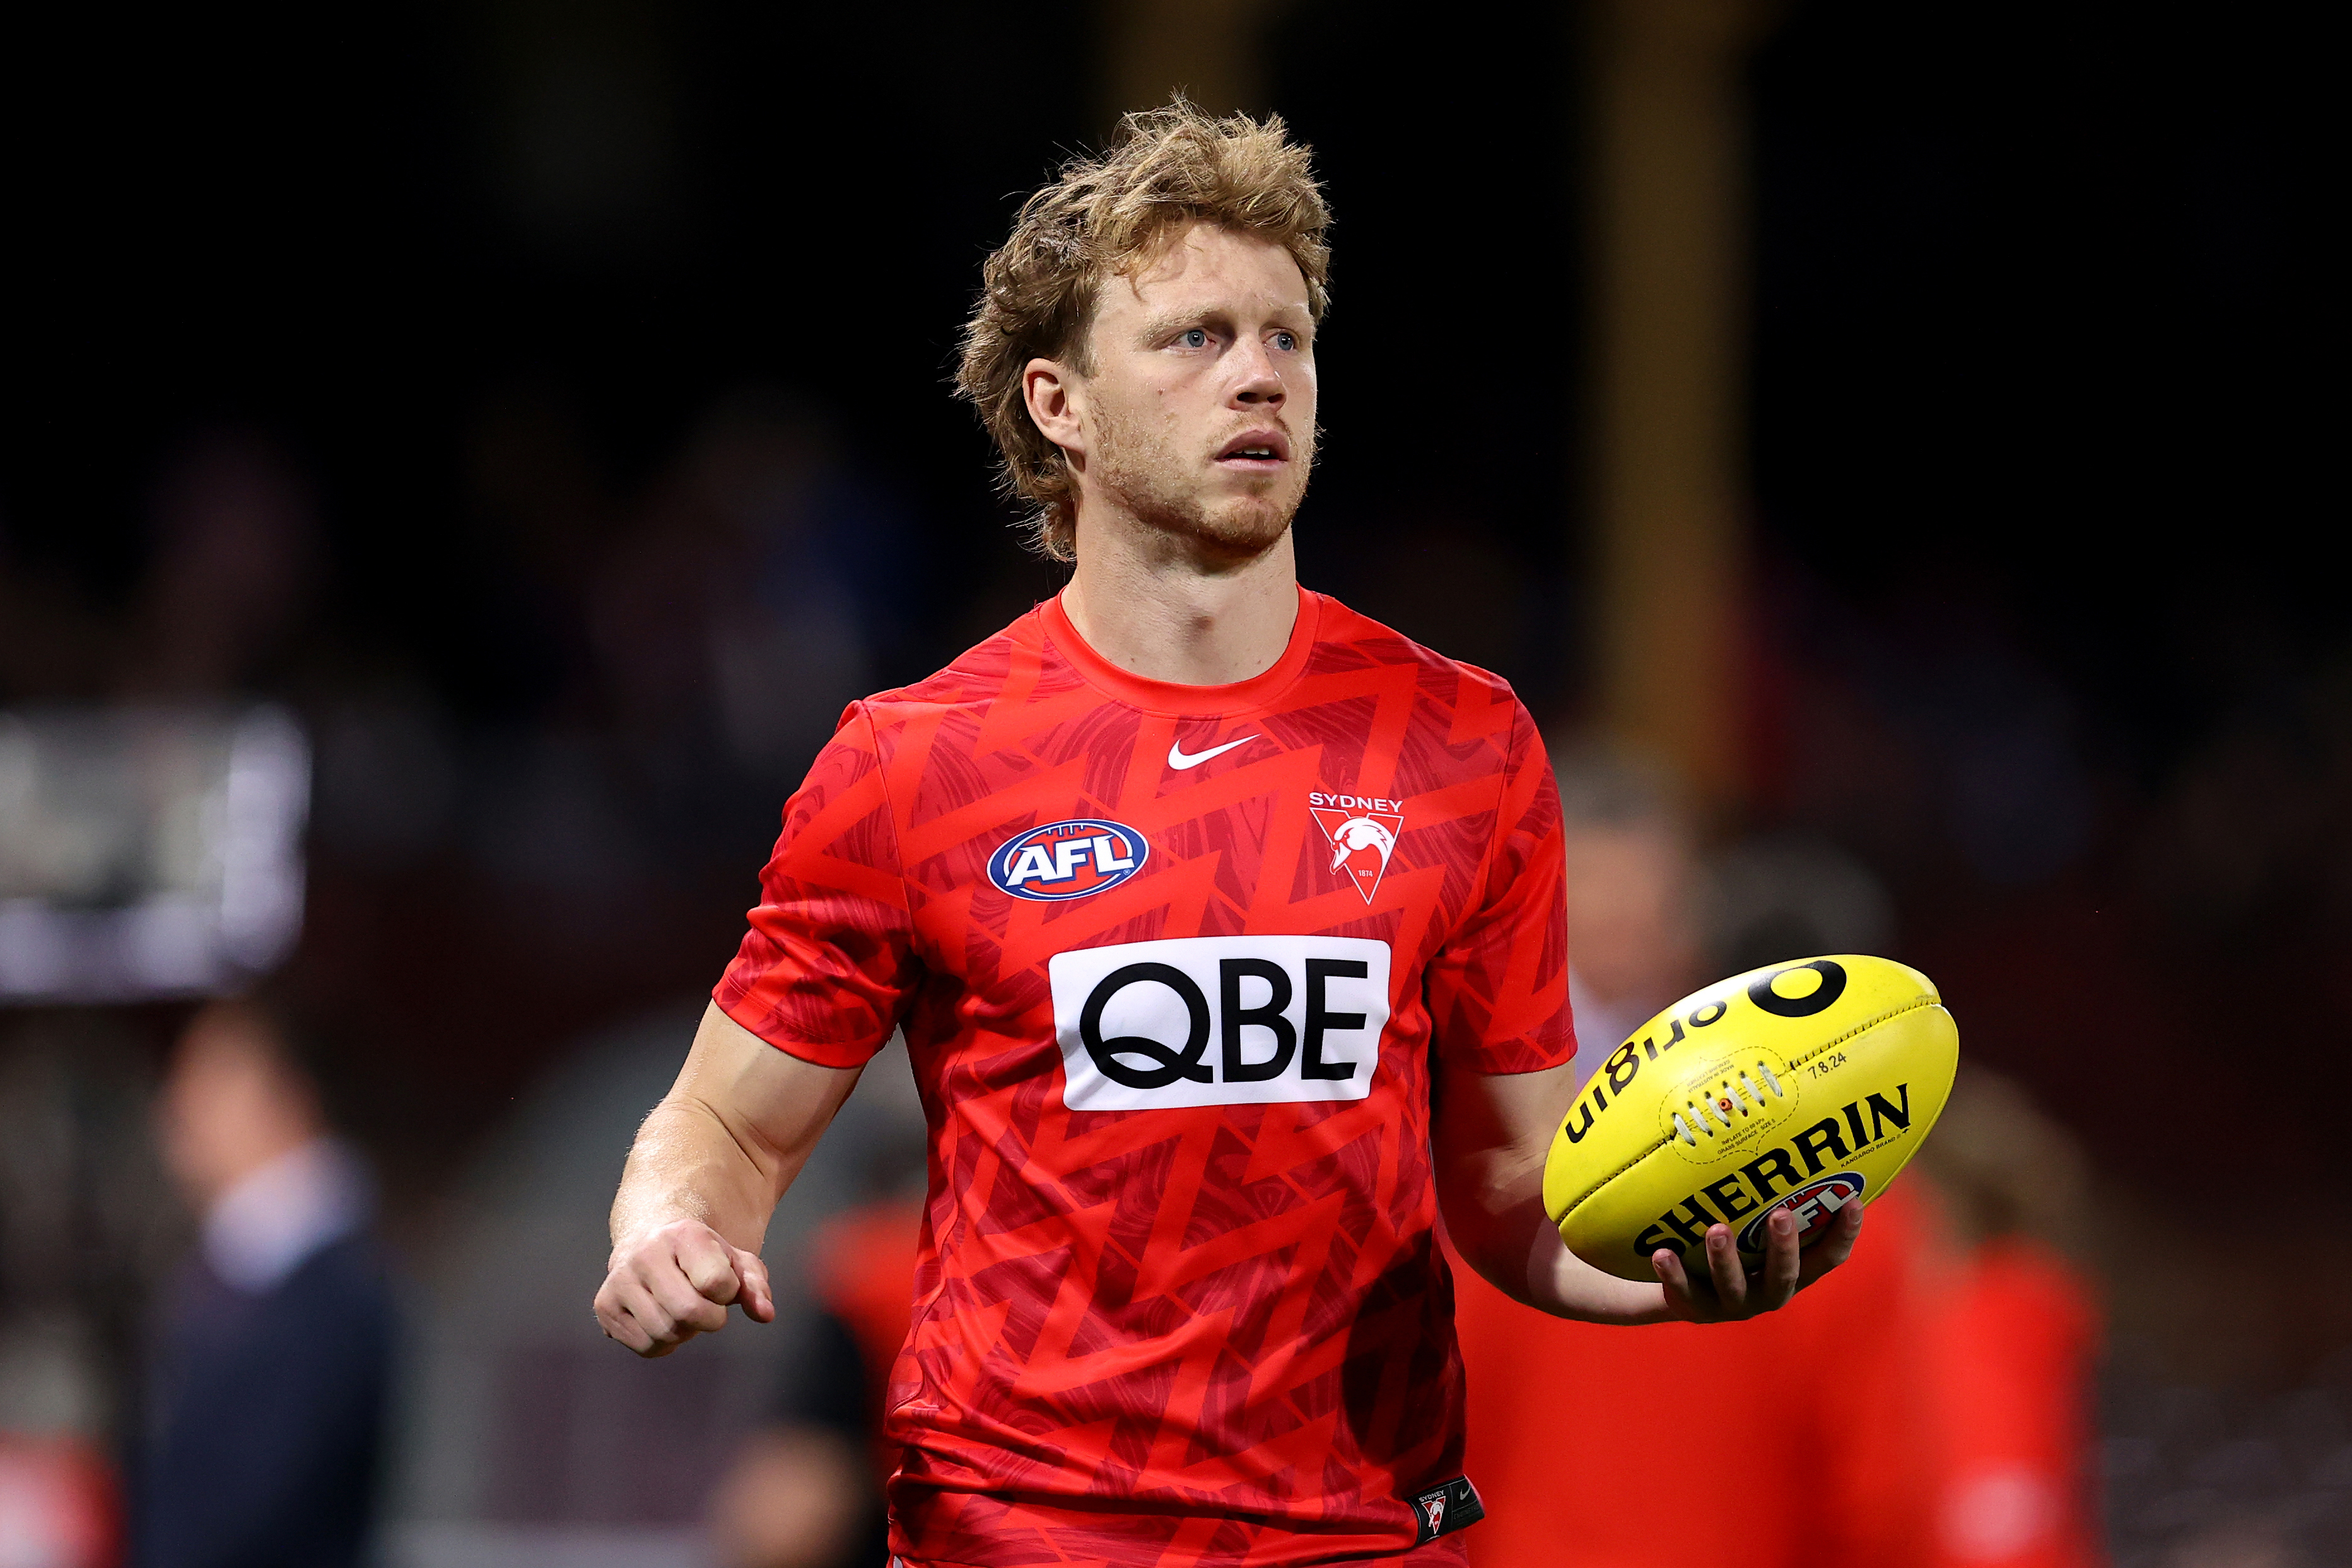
xmin=988 ymin=819 xmax=1149 ymax=901
xmin=1736 ymin=1171 xmax=1867 ymax=1253
xmin=1048 ymin=935 xmax=1392 ymax=1110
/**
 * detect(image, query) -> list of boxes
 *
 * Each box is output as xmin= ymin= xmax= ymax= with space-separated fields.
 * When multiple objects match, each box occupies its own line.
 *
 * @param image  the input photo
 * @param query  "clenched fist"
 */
xmin=595 ymin=1218 xmax=775 ymax=1357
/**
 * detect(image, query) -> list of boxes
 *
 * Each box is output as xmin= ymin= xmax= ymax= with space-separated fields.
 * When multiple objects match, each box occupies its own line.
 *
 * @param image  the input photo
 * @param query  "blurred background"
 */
xmin=0 ymin=1 xmax=2337 ymax=1565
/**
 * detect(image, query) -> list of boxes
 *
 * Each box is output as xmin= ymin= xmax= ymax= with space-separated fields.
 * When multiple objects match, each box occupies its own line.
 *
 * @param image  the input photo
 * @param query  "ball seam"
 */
xmin=1781 ymin=995 xmax=1943 ymax=1072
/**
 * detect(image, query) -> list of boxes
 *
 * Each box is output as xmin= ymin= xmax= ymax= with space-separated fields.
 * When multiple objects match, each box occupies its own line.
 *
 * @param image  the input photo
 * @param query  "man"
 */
xmin=1546 ymin=748 xmax=1704 ymax=1087
xmin=140 ymin=997 xmax=394 ymax=1568
xmin=594 ymin=101 xmax=1861 ymax=1566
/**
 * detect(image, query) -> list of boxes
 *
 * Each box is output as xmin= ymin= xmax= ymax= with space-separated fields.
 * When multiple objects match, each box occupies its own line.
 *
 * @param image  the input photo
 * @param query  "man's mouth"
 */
xmin=1215 ymin=431 xmax=1291 ymax=468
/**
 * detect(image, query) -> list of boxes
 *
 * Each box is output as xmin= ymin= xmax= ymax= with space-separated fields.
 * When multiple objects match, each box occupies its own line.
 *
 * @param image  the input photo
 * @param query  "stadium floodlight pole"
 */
xmin=1589 ymin=0 xmax=1782 ymax=817
xmin=1097 ymin=0 xmax=1275 ymax=131
xmin=595 ymin=98 xmax=1856 ymax=1565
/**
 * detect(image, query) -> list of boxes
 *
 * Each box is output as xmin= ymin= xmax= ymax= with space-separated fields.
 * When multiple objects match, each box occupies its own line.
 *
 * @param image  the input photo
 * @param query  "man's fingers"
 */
xmin=1651 ymin=1246 xmax=1695 ymax=1311
xmin=643 ymin=1265 xmax=732 ymax=1338
xmin=1704 ymin=1224 xmax=1749 ymax=1314
xmin=1760 ymin=1207 xmax=1803 ymax=1309
xmin=1651 ymin=1204 xmax=1864 ymax=1325
xmin=604 ymin=1224 xmax=732 ymax=1354
xmin=621 ymin=1271 xmax=708 ymax=1354
xmin=595 ymin=1220 xmax=778 ymax=1359
xmin=1798 ymin=1199 xmax=1867 ymax=1286
xmin=598 ymin=1274 xmax=680 ymax=1357
xmin=731 ymin=1246 xmax=776 ymax=1323
xmin=672 ymin=1226 xmax=746 ymax=1306
xmin=593 ymin=1279 xmax=650 ymax=1353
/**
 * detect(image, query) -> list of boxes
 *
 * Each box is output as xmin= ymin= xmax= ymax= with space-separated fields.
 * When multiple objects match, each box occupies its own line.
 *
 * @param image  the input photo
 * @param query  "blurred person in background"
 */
xmin=137 ymin=995 xmax=394 ymax=1568
xmin=708 ymin=1197 xmax=923 ymax=1568
xmin=1907 ymin=1067 xmax=2103 ymax=1568
xmin=1451 ymin=749 xmax=1935 ymax=1567
xmin=1546 ymin=747 xmax=1704 ymax=1089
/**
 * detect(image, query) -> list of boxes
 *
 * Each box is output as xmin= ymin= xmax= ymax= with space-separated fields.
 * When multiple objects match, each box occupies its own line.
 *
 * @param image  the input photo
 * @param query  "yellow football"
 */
xmin=1542 ymin=955 xmax=1959 ymax=1283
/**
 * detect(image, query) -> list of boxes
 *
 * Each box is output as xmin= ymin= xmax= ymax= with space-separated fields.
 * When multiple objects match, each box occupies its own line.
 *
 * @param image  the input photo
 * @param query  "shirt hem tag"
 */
xmin=1410 ymin=1475 xmax=1486 ymax=1544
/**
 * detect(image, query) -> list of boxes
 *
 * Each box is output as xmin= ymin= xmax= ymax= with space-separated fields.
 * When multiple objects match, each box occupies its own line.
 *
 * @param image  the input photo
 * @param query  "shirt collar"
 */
xmin=202 ymin=1137 xmax=371 ymax=1294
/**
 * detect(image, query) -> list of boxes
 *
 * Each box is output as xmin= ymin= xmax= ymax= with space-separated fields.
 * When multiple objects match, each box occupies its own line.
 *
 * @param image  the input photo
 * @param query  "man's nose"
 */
xmin=1229 ymin=338 xmax=1285 ymax=406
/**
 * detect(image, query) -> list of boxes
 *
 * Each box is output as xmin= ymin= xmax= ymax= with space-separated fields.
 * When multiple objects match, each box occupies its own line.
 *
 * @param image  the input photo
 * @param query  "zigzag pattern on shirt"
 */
xmin=717 ymin=592 xmax=1569 ymax=1567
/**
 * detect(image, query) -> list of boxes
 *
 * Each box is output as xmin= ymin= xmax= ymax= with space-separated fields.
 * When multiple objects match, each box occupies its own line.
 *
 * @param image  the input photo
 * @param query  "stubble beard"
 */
xmin=1088 ymin=400 xmax=1316 ymax=562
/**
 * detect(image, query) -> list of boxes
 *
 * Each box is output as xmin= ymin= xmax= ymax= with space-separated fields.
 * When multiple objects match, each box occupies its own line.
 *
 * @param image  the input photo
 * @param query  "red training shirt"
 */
xmin=717 ymin=588 xmax=1574 ymax=1568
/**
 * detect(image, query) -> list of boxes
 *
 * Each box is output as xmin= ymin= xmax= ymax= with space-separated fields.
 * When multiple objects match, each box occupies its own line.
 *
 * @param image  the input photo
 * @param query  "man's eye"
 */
xmin=1273 ymin=331 xmax=1298 ymax=352
xmin=1179 ymin=329 xmax=1208 ymax=349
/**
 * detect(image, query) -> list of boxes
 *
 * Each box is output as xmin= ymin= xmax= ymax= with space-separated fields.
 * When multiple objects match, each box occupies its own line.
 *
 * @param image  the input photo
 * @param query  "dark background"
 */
xmin=3 ymin=0 xmax=2342 ymax=1362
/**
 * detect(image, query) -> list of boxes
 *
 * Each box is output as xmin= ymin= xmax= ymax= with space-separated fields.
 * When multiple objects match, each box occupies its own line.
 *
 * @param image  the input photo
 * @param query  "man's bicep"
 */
xmin=671 ymin=1002 xmax=867 ymax=1176
xmin=1432 ymin=1056 xmax=1582 ymax=1308
xmin=1436 ymin=1056 xmax=1577 ymax=1182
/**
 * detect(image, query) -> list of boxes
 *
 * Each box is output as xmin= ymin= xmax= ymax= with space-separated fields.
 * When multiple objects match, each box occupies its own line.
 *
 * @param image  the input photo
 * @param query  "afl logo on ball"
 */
xmin=989 ymin=819 xmax=1149 ymax=901
xmin=1738 ymin=1171 xmax=1866 ymax=1253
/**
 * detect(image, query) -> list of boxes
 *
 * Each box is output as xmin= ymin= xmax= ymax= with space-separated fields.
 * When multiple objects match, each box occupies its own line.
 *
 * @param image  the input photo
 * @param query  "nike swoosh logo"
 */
xmin=1167 ymin=735 xmax=1259 ymax=771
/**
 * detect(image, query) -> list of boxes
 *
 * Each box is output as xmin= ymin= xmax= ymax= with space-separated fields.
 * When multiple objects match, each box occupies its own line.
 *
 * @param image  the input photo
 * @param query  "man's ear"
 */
xmin=1022 ymin=358 xmax=1085 ymax=460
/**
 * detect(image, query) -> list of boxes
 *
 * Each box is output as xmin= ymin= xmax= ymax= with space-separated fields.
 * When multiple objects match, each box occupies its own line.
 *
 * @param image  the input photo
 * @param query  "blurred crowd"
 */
xmin=0 ymin=392 xmax=942 ymax=1565
xmin=5 ymin=392 xmax=2352 ymax=1568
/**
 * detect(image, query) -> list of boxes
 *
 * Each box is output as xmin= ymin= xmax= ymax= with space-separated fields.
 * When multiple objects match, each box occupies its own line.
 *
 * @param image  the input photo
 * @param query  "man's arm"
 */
xmin=1432 ymin=1055 xmax=1864 ymax=1325
xmin=595 ymin=1002 xmax=865 ymax=1357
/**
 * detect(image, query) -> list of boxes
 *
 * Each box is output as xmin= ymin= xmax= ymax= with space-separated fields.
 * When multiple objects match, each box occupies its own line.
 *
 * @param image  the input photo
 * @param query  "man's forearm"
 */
xmin=1432 ymin=1057 xmax=1677 ymax=1325
xmin=608 ymin=1094 xmax=784 ymax=1257
xmin=1444 ymin=1182 xmax=1673 ymax=1326
xmin=607 ymin=1002 xmax=869 ymax=1260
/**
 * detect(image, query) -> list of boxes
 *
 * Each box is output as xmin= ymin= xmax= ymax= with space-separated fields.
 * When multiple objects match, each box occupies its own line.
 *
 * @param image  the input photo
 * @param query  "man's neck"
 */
xmin=1060 ymin=514 xmax=1300 ymax=686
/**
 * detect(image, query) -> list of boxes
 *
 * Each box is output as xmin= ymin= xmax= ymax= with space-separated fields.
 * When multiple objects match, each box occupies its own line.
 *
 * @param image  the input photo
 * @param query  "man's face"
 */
xmin=156 ymin=1010 xmax=317 ymax=1207
xmin=1562 ymin=822 xmax=1700 ymax=1010
xmin=1061 ymin=221 xmax=1318 ymax=558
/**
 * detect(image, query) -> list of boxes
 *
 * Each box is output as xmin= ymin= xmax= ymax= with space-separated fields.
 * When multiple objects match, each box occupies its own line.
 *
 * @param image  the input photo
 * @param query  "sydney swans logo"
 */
xmin=1308 ymin=792 xmax=1404 ymax=903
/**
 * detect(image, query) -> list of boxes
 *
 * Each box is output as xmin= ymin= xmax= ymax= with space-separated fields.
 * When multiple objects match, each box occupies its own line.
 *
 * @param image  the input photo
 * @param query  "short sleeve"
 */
xmin=715 ymin=703 xmax=918 ymax=1068
xmin=1423 ymin=698 xmax=1575 ymax=1074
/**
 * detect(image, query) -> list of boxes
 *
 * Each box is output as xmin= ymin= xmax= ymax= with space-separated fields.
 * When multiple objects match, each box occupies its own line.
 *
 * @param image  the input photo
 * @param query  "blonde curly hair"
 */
xmin=954 ymin=98 xmax=1332 ymax=561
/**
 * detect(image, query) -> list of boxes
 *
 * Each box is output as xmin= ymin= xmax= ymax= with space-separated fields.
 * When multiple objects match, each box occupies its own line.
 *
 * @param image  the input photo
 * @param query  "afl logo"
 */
xmin=989 ymin=819 xmax=1150 ymax=901
xmin=1737 ymin=1171 xmax=1866 ymax=1253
